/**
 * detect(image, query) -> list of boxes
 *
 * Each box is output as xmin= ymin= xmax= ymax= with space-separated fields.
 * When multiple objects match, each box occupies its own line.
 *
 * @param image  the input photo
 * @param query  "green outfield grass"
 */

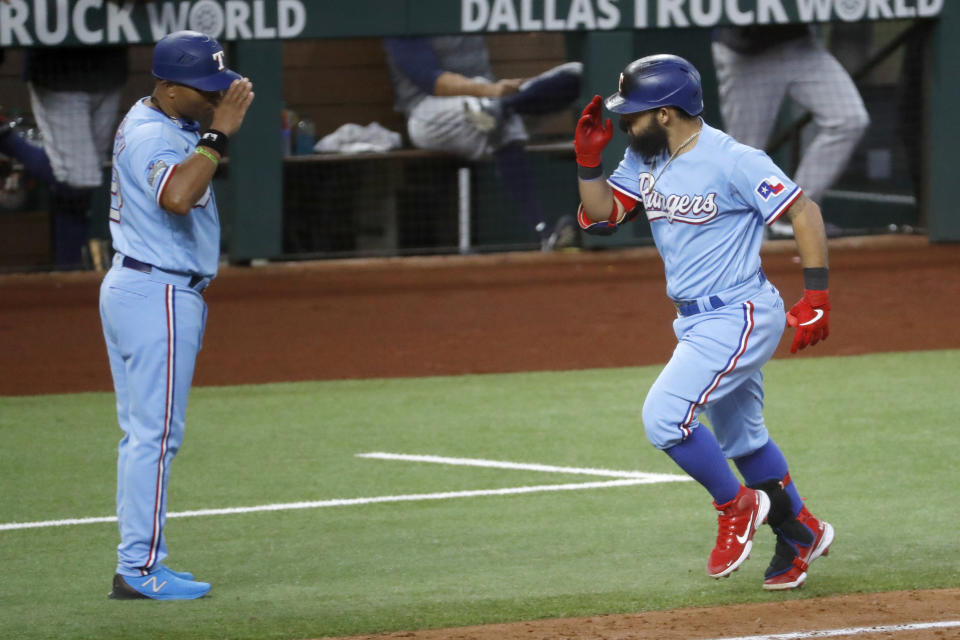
xmin=1 ymin=350 xmax=958 ymax=640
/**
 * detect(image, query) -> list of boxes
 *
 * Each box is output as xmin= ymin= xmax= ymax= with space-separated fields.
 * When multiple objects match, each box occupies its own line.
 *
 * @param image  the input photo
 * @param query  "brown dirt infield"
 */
xmin=321 ymin=589 xmax=960 ymax=640
xmin=2 ymin=234 xmax=958 ymax=638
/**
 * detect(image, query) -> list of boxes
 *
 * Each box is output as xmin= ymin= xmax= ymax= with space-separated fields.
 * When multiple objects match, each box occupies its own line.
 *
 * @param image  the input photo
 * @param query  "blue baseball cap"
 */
xmin=152 ymin=30 xmax=241 ymax=92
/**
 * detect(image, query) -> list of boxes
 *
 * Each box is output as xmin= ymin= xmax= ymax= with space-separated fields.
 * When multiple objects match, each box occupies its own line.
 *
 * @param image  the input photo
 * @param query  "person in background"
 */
xmin=383 ymin=35 xmax=583 ymax=251
xmin=19 ymin=44 xmax=129 ymax=267
xmin=712 ymin=25 xmax=869 ymax=238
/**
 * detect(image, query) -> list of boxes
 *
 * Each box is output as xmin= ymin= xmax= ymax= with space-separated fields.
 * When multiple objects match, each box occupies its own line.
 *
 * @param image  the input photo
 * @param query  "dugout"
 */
xmin=0 ymin=1 xmax=956 ymax=271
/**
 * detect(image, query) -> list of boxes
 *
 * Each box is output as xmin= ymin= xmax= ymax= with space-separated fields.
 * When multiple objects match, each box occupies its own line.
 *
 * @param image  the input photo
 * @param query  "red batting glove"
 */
xmin=786 ymin=289 xmax=830 ymax=353
xmin=574 ymin=95 xmax=613 ymax=168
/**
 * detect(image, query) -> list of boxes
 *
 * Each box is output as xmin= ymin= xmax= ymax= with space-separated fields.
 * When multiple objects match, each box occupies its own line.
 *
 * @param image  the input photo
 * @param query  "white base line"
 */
xmin=356 ymin=452 xmax=692 ymax=482
xmin=0 ymin=479 xmax=652 ymax=532
xmin=1 ymin=454 xmax=688 ymax=532
xmin=707 ymin=620 xmax=960 ymax=640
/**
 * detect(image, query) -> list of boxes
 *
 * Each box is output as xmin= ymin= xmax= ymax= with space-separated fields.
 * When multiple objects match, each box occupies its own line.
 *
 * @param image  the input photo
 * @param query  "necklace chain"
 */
xmin=650 ymin=117 xmax=703 ymax=223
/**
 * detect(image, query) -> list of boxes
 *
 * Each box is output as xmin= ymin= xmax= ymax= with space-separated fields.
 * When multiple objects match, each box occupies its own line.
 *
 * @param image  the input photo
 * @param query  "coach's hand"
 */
xmin=787 ymin=289 xmax=830 ymax=353
xmin=211 ymin=78 xmax=255 ymax=137
xmin=575 ymin=95 xmax=612 ymax=168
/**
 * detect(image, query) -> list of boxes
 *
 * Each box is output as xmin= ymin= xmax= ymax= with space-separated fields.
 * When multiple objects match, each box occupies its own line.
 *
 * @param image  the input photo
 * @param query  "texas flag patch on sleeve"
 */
xmin=756 ymin=176 xmax=786 ymax=201
xmin=759 ymin=176 xmax=802 ymax=224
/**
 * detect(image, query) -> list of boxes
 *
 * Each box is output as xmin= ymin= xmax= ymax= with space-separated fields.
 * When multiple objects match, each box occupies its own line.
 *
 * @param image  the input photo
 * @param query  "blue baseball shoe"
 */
xmin=109 ymin=566 xmax=210 ymax=600
xmin=155 ymin=564 xmax=195 ymax=581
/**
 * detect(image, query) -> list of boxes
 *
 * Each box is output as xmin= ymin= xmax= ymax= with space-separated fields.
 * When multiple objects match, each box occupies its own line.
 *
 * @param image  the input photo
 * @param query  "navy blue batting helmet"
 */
xmin=152 ymin=30 xmax=241 ymax=92
xmin=604 ymin=54 xmax=703 ymax=116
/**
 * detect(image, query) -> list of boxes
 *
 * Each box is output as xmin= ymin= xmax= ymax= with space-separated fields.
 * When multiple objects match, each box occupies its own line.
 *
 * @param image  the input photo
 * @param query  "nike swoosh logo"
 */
xmin=799 ymin=309 xmax=824 ymax=326
xmin=736 ymin=510 xmax=755 ymax=545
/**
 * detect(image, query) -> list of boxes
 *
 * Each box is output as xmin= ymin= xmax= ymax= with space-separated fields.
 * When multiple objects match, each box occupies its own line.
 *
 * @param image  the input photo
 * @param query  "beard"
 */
xmin=622 ymin=117 xmax=669 ymax=164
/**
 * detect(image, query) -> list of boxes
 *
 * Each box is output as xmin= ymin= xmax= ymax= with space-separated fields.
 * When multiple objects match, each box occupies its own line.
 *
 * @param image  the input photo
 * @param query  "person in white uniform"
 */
xmin=712 ymin=25 xmax=870 ymax=238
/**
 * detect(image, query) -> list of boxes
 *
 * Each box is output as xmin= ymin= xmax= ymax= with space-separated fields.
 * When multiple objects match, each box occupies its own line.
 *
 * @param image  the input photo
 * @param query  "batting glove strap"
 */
xmin=786 ymin=289 xmax=830 ymax=354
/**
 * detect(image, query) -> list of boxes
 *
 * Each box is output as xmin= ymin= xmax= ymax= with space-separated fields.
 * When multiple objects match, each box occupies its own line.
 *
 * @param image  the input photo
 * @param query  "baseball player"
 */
xmin=712 ymin=25 xmax=870 ymax=238
xmin=575 ymin=55 xmax=833 ymax=590
xmin=100 ymin=31 xmax=253 ymax=600
xmin=383 ymin=35 xmax=582 ymax=250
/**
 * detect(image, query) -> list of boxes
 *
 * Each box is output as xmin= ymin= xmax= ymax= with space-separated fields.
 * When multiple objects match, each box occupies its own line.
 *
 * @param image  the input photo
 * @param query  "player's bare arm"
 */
xmin=434 ymin=72 xmax=523 ymax=98
xmin=579 ymin=176 xmax=623 ymax=222
xmin=782 ymin=193 xmax=828 ymax=269
xmin=781 ymin=192 xmax=831 ymax=353
xmin=161 ymin=78 xmax=254 ymax=215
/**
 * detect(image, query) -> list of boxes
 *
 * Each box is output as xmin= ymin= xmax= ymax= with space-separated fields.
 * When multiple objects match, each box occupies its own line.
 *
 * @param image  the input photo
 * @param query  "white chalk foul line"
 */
xmin=0 ymin=478 xmax=651 ymax=532
xmin=2 ymin=454 xmax=687 ymax=532
xmin=356 ymin=452 xmax=692 ymax=482
xmin=706 ymin=620 xmax=960 ymax=640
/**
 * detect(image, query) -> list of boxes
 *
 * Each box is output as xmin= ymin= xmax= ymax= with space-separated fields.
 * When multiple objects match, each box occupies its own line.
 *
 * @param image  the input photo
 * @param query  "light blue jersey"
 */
xmin=109 ymin=98 xmax=219 ymax=277
xmin=613 ymin=121 xmax=799 ymax=459
xmin=609 ymin=122 xmax=800 ymax=301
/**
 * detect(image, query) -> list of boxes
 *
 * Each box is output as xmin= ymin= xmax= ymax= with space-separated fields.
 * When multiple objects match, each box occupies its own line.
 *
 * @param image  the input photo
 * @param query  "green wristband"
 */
xmin=194 ymin=147 xmax=219 ymax=166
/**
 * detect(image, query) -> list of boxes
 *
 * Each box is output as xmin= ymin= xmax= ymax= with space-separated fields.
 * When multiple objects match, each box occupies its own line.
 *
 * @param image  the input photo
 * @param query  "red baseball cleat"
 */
xmin=707 ymin=485 xmax=770 ymax=578
xmin=763 ymin=506 xmax=834 ymax=590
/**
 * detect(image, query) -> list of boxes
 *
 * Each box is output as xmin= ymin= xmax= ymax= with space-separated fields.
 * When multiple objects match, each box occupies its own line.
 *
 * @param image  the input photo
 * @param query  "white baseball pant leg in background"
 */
xmin=712 ymin=38 xmax=869 ymax=204
xmin=28 ymin=84 xmax=123 ymax=188
xmin=407 ymin=94 xmax=527 ymax=160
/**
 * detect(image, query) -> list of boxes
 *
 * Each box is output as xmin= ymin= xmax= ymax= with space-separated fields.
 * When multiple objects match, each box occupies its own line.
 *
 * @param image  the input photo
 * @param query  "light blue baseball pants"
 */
xmin=99 ymin=257 xmax=207 ymax=577
xmin=642 ymin=275 xmax=786 ymax=459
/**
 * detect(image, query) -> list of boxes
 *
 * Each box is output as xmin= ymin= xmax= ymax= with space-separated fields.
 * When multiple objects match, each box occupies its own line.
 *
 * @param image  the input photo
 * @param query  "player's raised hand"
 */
xmin=211 ymin=77 xmax=255 ymax=137
xmin=786 ymin=289 xmax=830 ymax=353
xmin=575 ymin=94 xmax=612 ymax=168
